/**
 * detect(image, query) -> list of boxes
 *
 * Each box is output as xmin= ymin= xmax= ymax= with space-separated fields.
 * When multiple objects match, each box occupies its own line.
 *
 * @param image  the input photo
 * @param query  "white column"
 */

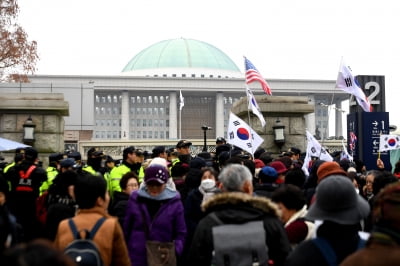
xmin=305 ymin=95 xmax=316 ymax=136
xmin=335 ymin=100 xmax=343 ymax=137
xmin=169 ymin=91 xmax=178 ymax=139
xmin=121 ymin=91 xmax=129 ymax=140
xmin=215 ymin=92 xmax=225 ymax=138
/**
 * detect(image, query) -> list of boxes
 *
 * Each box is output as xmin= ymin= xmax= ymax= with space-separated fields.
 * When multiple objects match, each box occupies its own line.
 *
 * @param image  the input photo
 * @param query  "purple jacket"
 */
xmin=123 ymin=187 xmax=187 ymax=266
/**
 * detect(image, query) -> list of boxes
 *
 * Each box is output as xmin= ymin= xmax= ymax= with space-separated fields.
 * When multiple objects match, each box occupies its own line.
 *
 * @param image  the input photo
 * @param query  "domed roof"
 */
xmin=121 ymin=38 xmax=242 ymax=78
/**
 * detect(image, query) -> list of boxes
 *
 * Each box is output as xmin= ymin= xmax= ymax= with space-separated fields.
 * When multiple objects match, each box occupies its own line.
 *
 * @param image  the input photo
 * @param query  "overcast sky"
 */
xmin=17 ymin=0 xmax=400 ymax=128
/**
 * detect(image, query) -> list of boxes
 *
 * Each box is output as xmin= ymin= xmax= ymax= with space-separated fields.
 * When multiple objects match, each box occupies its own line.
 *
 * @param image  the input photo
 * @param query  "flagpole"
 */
xmin=321 ymin=57 xmax=344 ymax=156
xmin=179 ymin=108 xmax=182 ymax=139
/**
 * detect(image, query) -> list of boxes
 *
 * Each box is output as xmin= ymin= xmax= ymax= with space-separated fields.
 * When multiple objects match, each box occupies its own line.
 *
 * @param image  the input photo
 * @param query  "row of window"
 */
xmin=94 ymin=131 xmax=121 ymax=139
xmin=129 ymin=131 xmax=170 ymax=139
xmin=95 ymin=95 xmax=121 ymax=104
xmin=95 ymin=94 xmax=239 ymax=108
xmin=131 ymin=119 xmax=169 ymax=127
xmin=130 ymin=95 xmax=169 ymax=104
xmin=130 ymin=107 xmax=169 ymax=116
xmin=94 ymin=130 xmax=170 ymax=139
xmin=96 ymin=119 xmax=121 ymax=127
xmin=95 ymin=107 xmax=120 ymax=115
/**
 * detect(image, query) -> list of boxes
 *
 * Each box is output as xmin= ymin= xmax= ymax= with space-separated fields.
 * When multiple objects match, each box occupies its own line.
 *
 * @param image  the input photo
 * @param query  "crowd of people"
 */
xmin=0 ymin=137 xmax=400 ymax=265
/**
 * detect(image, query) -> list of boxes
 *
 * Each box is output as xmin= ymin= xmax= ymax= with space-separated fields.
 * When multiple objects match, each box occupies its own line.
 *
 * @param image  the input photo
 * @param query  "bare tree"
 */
xmin=0 ymin=0 xmax=39 ymax=82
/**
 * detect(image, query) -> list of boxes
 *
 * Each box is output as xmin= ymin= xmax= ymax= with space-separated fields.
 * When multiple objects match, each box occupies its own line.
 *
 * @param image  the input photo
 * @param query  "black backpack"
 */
xmin=209 ymin=212 xmax=269 ymax=266
xmin=64 ymin=217 xmax=106 ymax=266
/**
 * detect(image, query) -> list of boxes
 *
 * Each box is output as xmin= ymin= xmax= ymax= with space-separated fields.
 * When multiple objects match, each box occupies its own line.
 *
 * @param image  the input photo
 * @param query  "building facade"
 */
xmin=0 ymin=38 xmax=349 ymax=152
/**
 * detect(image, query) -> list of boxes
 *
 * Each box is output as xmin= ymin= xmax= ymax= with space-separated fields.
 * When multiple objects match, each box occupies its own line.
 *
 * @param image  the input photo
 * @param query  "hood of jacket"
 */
xmin=201 ymin=192 xmax=279 ymax=219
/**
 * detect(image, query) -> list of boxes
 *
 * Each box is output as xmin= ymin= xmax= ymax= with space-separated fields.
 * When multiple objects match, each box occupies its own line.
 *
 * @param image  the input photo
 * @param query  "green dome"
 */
xmin=122 ymin=38 xmax=241 ymax=77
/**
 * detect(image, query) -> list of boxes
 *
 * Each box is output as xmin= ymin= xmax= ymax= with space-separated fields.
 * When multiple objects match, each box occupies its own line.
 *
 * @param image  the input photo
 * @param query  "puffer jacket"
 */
xmin=188 ymin=192 xmax=291 ymax=266
xmin=123 ymin=187 xmax=187 ymax=266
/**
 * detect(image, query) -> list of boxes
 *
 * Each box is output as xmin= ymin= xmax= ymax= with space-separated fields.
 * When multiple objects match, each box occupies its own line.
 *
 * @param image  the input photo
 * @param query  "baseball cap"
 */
xmin=176 ymin=140 xmax=192 ymax=148
xmin=269 ymin=161 xmax=288 ymax=174
xmin=144 ymin=165 xmax=170 ymax=185
xmin=258 ymin=166 xmax=278 ymax=183
xmin=216 ymin=137 xmax=226 ymax=144
xmin=68 ymin=151 xmax=82 ymax=161
xmin=60 ymin=158 xmax=76 ymax=168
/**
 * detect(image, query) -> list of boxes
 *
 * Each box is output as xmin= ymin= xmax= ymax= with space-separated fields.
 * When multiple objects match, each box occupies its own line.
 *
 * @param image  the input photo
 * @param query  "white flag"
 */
xmin=227 ymin=112 xmax=264 ymax=154
xmin=302 ymin=130 xmax=333 ymax=176
xmin=340 ymin=139 xmax=353 ymax=162
xmin=179 ymin=90 xmax=184 ymax=111
xmin=335 ymin=58 xmax=372 ymax=112
xmin=246 ymin=86 xmax=266 ymax=127
xmin=379 ymin=134 xmax=400 ymax=152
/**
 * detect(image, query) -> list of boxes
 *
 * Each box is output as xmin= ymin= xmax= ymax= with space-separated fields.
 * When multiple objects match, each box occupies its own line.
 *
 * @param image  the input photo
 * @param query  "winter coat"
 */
xmin=5 ymin=161 xmax=47 ymax=241
xmin=254 ymin=183 xmax=281 ymax=199
xmin=123 ymin=186 xmax=187 ymax=266
xmin=188 ymin=192 xmax=291 ymax=266
xmin=109 ymin=191 xmax=129 ymax=226
xmin=340 ymin=226 xmax=400 ymax=266
xmin=285 ymin=221 xmax=363 ymax=266
xmin=54 ymin=206 xmax=130 ymax=266
xmin=45 ymin=195 xmax=76 ymax=241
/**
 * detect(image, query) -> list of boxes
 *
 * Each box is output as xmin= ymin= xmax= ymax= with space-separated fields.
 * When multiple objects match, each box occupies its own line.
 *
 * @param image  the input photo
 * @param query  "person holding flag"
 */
xmin=335 ymin=58 xmax=372 ymax=112
xmin=302 ymin=131 xmax=333 ymax=176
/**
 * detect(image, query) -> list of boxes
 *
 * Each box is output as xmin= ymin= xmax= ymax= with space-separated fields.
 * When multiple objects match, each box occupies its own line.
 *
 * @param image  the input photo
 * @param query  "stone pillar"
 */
xmin=0 ymin=93 xmax=69 ymax=166
xmin=215 ymin=92 xmax=225 ymax=138
xmin=169 ymin=91 xmax=178 ymax=139
xmin=231 ymin=96 xmax=314 ymax=154
xmin=120 ymin=91 xmax=129 ymax=140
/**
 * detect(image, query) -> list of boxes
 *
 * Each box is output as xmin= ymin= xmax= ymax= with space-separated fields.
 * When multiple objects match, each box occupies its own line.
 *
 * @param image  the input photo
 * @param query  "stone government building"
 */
xmin=0 ymin=38 xmax=348 ymax=158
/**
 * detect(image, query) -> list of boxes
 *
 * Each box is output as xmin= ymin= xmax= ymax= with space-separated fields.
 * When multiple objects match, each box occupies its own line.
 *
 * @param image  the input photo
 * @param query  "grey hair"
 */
xmin=219 ymin=164 xmax=252 ymax=192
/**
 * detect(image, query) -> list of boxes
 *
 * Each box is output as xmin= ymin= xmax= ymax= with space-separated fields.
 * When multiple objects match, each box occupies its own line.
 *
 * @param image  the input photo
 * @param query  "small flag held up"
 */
xmin=227 ymin=112 xmax=264 ymax=154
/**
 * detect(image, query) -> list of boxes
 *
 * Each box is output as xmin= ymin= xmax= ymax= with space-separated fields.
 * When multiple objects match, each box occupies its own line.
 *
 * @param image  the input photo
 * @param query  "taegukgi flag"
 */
xmin=302 ymin=130 xmax=333 ymax=176
xmin=246 ymin=86 xmax=266 ymax=127
xmin=335 ymin=58 xmax=372 ymax=112
xmin=379 ymin=134 xmax=400 ymax=152
xmin=227 ymin=112 xmax=264 ymax=154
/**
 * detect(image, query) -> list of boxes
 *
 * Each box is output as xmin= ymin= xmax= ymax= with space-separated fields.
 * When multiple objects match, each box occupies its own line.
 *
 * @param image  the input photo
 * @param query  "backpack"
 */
xmin=312 ymin=236 xmax=367 ymax=266
xmin=209 ymin=212 xmax=269 ymax=266
xmin=64 ymin=217 xmax=106 ymax=266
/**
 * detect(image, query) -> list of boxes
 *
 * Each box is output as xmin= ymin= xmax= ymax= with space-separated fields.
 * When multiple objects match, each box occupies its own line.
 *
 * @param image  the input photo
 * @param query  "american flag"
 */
xmin=349 ymin=131 xmax=357 ymax=151
xmin=244 ymin=57 xmax=272 ymax=95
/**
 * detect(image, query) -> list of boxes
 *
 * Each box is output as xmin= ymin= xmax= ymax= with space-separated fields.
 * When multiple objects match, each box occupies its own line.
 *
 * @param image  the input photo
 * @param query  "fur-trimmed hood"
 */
xmin=201 ymin=192 xmax=279 ymax=217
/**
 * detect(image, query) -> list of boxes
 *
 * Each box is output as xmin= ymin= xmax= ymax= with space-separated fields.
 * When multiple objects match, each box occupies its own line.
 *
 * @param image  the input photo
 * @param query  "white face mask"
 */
xmin=200 ymin=179 xmax=216 ymax=190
